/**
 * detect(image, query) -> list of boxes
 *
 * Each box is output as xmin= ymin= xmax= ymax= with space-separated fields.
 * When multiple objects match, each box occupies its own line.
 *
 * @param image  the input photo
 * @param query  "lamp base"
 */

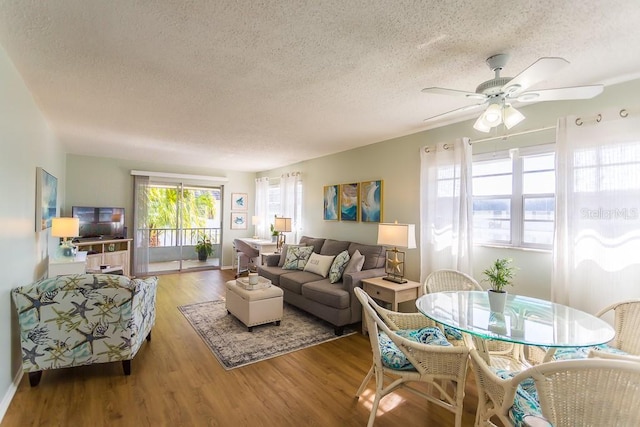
xmin=383 ymin=275 xmax=407 ymax=284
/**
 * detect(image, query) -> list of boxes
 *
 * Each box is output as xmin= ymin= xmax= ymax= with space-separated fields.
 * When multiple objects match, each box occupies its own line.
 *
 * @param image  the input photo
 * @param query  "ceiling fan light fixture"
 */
xmin=503 ymin=104 xmax=525 ymax=129
xmin=483 ymin=103 xmax=503 ymax=125
xmin=473 ymin=115 xmax=492 ymax=132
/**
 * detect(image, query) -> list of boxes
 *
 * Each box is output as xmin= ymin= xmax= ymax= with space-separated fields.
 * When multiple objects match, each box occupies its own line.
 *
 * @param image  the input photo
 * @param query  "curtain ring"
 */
xmin=596 ymin=114 xmax=602 ymax=123
xmin=424 ymin=147 xmax=430 ymax=153
xmin=575 ymin=118 xmax=583 ymax=126
xmin=443 ymin=143 xmax=450 ymax=150
xmin=620 ymin=109 xmax=629 ymax=118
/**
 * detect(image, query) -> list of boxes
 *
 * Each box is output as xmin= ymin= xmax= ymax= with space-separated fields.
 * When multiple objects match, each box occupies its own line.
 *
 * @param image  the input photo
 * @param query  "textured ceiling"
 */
xmin=1 ymin=1 xmax=640 ymax=172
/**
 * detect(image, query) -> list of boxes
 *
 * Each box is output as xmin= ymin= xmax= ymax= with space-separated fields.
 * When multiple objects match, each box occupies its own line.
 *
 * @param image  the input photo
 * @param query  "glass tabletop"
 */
xmin=416 ymin=291 xmax=615 ymax=348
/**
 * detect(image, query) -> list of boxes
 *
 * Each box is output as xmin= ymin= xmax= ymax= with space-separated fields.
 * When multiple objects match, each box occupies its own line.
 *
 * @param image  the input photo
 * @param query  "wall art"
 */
xmin=36 ymin=167 xmax=57 ymax=231
xmin=231 ymin=193 xmax=248 ymax=211
xmin=231 ymin=211 xmax=248 ymax=229
xmin=323 ymin=185 xmax=340 ymax=221
xmin=340 ymin=183 xmax=359 ymax=221
xmin=360 ymin=180 xmax=383 ymax=222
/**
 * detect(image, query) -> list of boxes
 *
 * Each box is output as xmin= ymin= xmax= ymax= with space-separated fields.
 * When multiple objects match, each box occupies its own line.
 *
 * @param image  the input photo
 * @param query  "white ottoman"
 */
xmin=225 ymin=280 xmax=284 ymax=332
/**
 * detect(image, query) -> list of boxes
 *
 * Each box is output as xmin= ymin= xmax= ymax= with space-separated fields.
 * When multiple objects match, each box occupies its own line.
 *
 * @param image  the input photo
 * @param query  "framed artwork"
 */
xmin=323 ymin=185 xmax=340 ymax=221
xmin=340 ymin=183 xmax=359 ymax=221
xmin=36 ymin=167 xmax=57 ymax=231
xmin=231 ymin=212 xmax=248 ymax=229
xmin=360 ymin=180 xmax=383 ymax=222
xmin=231 ymin=193 xmax=248 ymax=211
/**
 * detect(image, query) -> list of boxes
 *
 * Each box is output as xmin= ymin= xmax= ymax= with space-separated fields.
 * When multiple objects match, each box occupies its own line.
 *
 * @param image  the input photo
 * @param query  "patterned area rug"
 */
xmin=178 ymin=300 xmax=356 ymax=370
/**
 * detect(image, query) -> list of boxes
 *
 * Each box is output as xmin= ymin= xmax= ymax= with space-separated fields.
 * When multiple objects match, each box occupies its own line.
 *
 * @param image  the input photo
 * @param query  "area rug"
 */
xmin=178 ymin=300 xmax=356 ymax=370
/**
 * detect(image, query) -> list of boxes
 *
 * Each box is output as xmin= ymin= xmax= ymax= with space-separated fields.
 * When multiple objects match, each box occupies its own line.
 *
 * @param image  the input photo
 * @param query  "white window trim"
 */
xmin=472 ymin=143 xmax=555 ymax=250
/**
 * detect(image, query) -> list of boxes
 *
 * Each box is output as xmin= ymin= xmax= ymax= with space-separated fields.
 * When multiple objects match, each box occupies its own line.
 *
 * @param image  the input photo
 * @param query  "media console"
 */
xmin=74 ymin=238 xmax=132 ymax=277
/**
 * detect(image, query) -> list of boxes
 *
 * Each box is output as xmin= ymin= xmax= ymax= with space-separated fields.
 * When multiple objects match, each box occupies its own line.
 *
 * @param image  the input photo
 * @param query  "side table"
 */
xmin=361 ymin=276 xmax=422 ymax=335
xmin=48 ymin=251 xmax=88 ymax=277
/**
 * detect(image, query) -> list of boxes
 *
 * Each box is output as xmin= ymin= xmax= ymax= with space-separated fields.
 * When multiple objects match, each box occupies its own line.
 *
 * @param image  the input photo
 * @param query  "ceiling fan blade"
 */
xmin=501 ymin=57 xmax=570 ymax=96
xmin=422 ymin=87 xmax=487 ymax=100
xmin=423 ymin=102 xmax=487 ymax=122
xmin=517 ymin=85 xmax=604 ymax=102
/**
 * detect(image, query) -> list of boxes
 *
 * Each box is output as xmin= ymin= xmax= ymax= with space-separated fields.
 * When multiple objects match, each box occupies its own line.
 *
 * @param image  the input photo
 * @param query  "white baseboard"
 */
xmin=0 ymin=370 xmax=22 ymax=424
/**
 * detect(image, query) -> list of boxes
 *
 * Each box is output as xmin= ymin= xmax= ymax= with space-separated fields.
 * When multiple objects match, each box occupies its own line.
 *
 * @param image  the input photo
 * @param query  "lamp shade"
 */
xmin=51 ymin=217 xmax=80 ymax=238
xmin=377 ymin=223 xmax=416 ymax=249
xmin=274 ymin=217 xmax=292 ymax=233
xmin=251 ymin=215 xmax=260 ymax=226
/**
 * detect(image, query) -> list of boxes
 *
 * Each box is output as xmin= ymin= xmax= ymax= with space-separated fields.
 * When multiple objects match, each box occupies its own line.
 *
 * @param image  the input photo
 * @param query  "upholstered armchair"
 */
xmin=12 ymin=273 xmax=157 ymax=386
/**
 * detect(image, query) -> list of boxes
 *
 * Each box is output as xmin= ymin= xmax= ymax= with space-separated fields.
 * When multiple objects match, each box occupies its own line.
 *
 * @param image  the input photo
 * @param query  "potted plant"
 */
xmin=270 ymin=223 xmax=279 ymax=243
xmin=195 ymin=235 xmax=214 ymax=261
xmin=482 ymin=258 xmax=516 ymax=312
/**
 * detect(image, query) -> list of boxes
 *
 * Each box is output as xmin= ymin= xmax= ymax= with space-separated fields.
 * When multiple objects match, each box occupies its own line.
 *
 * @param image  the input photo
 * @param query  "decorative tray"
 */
xmin=236 ymin=276 xmax=272 ymax=290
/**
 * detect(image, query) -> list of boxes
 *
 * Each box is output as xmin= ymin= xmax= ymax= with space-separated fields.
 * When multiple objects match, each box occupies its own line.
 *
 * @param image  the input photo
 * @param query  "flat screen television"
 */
xmin=72 ymin=206 xmax=125 ymax=240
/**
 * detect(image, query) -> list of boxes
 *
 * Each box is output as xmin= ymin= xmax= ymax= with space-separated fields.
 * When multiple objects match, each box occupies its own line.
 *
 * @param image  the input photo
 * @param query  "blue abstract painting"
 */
xmin=360 ymin=180 xmax=382 ymax=222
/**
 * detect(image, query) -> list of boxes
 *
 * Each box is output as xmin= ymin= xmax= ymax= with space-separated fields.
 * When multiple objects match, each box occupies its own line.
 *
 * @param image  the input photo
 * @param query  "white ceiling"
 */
xmin=1 ymin=1 xmax=640 ymax=172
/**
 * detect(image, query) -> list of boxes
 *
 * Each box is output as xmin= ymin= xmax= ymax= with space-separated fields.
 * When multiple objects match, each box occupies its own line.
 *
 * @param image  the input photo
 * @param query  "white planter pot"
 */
xmin=488 ymin=290 xmax=507 ymax=313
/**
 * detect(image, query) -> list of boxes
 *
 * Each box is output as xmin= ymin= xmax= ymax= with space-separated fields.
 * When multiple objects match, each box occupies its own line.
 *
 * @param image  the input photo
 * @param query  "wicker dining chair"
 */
xmin=470 ymin=348 xmax=640 ymax=426
xmin=354 ymin=287 xmax=470 ymax=427
xmin=423 ymin=269 xmax=517 ymax=358
xmin=528 ymin=298 xmax=640 ymax=364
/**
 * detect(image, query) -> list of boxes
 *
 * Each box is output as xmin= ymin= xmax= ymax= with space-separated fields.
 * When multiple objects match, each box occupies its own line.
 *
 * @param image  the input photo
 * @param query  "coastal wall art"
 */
xmin=323 ymin=185 xmax=339 ymax=221
xmin=340 ymin=183 xmax=359 ymax=222
xmin=36 ymin=167 xmax=57 ymax=231
xmin=360 ymin=180 xmax=383 ymax=222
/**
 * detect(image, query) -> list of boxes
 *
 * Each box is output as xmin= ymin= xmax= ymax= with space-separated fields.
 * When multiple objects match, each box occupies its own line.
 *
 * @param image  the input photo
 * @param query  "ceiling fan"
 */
xmin=422 ymin=54 xmax=604 ymax=132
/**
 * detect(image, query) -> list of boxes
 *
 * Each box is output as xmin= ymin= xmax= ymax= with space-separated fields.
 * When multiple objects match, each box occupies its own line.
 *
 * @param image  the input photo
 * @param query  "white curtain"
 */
xmin=419 ymin=138 xmax=473 ymax=284
xmin=552 ymin=108 xmax=640 ymax=315
xmin=280 ymin=171 xmax=302 ymax=242
xmin=132 ymin=174 xmax=150 ymax=277
xmin=254 ymin=177 xmax=270 ymax=239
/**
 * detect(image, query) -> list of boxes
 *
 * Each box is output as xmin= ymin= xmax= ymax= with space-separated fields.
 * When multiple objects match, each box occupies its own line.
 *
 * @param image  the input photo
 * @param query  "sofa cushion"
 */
xmin=258 ymin=265 xmax=288 ymax=285
xmin=282 ymin=246 xmax=314 ymax=270
xmin=299 ymin=236 xmax=326 ymax=254
xmin=349 ymin=242 xmax=386 ymax=270
xmin=344 ymin=249 xmax=365 ymax=274
xmin=303 ymin=252 xmax=335 ymax=278
xmin=328 ymin=250 xmax=350 ymax=283
xmin=320 ymin=239 xmax=351 ymax=256
xmin=301 ymin=280 xmax=350 ymax=310
xmin=279 ymin=270 xmax=323 ymax=295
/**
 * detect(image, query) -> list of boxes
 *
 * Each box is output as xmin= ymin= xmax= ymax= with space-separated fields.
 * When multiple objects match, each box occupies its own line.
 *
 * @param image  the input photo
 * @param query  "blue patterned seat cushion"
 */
xmin=492 ymin=368 xmax=543 ymax=427
xmin=378 ymin=327 xmax=451 ymax=371
xmin=443 ymin=325 xmax=464 ymax=341
xmin=541 ymin=344 xmax=629 ymax=360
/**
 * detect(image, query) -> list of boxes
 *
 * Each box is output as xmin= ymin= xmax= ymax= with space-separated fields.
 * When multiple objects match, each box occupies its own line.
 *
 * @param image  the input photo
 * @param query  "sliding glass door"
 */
xmin=142 ymin=181 xmax=222 ymax=274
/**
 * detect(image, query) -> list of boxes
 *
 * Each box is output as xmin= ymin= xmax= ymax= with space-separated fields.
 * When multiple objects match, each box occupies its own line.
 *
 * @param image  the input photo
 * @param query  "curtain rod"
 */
xmin=130 ymin=170 xmax=228 ymax=182
xmin=470 ymin=125 xmax=556 ymax=145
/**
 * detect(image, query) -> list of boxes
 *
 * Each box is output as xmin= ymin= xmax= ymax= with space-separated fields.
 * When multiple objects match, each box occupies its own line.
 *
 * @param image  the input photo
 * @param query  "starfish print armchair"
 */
xmin=11 ymin=273 xmax=157 ymax=386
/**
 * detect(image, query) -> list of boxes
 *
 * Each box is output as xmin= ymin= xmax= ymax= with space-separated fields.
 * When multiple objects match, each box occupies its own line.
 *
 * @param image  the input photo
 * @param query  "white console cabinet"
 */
xmin=48 ymin=251 xmax=88 ymax=277
xmin=75 ymin=238 xmax=132 ymax=277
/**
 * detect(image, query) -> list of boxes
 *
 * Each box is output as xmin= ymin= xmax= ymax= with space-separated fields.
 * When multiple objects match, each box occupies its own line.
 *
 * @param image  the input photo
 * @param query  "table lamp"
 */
xmin=377 ymin=222 xmax=416 ymax=283
xmin=51 ymin=217 xmax=80 ymax=259
xmin=274 ymin=217 xmax=292 ymax=252
xmin=251 ymin=215 xmax=260 ymax=239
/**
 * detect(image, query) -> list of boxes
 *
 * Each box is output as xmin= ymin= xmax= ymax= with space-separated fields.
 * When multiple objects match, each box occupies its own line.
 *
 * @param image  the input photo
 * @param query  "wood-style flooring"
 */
xmin=3 ymin=269 xmax=478 ymax=426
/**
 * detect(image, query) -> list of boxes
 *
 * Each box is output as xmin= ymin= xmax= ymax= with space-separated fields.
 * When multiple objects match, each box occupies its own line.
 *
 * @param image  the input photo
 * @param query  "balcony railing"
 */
xmin=140 ymin=227 xmax=221 ymax=247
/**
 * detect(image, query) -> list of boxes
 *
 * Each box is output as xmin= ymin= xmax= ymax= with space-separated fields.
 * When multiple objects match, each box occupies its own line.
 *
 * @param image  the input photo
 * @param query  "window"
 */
xmin=472 ymin=145 xmax=555 ymax=249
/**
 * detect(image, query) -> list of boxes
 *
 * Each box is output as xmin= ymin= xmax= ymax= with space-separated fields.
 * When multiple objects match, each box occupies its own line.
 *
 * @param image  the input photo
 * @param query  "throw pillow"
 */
xmin=344 ymin=249 xmax=365 ymax=274
xmin=303 ymin=252 xmax=336 ymax=278
xmin=328 ymin=250 xmax=350 ymax=283
xmin=282 ymin=246 xmax=314 ymax=270
xmin=278 ymin=244 xmax=297 ymax=267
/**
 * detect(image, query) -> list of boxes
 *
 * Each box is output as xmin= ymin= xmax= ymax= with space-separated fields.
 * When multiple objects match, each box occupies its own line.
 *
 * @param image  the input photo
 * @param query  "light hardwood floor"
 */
xmin=3 ymin=269 xmax=478 ymax=426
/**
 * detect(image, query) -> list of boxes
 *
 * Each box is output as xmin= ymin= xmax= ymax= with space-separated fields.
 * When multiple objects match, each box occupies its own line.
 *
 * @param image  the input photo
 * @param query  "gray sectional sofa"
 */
xmin=257 ymin=236 xmax=386 ymax=335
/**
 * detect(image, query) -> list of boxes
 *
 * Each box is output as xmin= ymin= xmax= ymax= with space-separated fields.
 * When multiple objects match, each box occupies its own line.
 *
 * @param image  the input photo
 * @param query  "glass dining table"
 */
xmin=416 ymin=291 xmax=615 ymax=364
